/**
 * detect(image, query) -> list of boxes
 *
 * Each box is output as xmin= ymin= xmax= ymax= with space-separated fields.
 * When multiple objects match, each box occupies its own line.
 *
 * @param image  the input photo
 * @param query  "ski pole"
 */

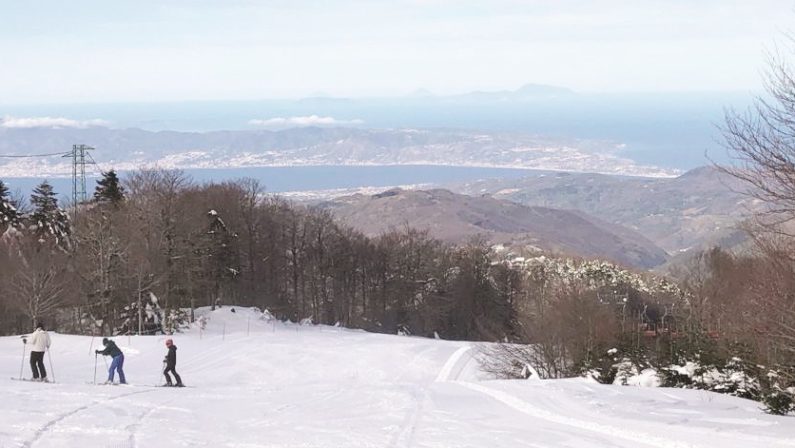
xmin=101 ymin=355 xmax=109 ymax=384
xmin=93 ymin=353 xmax=98 ymax=384
xmin=18 ymin=338 xmax=27 ymax=380
xmin=47 ymin=350 xmax=55 ymax=383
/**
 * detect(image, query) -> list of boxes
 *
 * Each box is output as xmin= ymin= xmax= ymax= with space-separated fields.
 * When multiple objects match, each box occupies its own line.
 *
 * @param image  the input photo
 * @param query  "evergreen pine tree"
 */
xmin=0 ymin=179 xmax=20 ymax=232
xmin=94 ymin=169 xmax=126 ymax=205
xmin=30 ymin=181 xmax=70 ymax=247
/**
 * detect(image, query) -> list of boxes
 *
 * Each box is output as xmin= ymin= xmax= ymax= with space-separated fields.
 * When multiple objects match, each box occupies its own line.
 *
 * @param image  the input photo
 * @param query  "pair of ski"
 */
xmin=11 ymin=377 xmax=193 ymax=388
xmin=91 ymin=382 xmax=193 ymax=388
xmin=10 ymin=377 xmax=54 ymax=383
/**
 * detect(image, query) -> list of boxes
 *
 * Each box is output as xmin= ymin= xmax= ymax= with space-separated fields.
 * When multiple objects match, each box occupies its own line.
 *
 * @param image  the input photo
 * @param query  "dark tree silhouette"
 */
xmin=94 ymin=170 xmax=126 ymax=205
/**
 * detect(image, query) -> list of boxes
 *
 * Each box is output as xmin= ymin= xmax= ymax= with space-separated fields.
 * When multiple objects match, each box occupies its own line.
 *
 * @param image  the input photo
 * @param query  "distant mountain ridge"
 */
xmin=452 ymin=167 xmax=760 ymax=255
xmin=0 ymin=126 xmax=673 ymax=178
xmin=321 ymin=188 xmax=669 ymax=269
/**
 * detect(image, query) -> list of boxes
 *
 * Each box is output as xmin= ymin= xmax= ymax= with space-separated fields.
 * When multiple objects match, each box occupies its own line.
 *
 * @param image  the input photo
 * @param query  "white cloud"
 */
xmin=248 ymin=115 xmax=364 ymax=128
xmin=0 ymin=116 xmax=109 ymax=129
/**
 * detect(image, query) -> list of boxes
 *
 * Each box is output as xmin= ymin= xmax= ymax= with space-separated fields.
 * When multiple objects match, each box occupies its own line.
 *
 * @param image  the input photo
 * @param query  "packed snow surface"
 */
xmin=1 ymin=307 xmax=794 ymax=447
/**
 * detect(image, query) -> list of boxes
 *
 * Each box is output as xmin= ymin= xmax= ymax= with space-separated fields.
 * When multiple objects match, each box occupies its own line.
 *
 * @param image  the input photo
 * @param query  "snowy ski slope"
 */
xmin=1 ymin=307 xmax=794 ymax=448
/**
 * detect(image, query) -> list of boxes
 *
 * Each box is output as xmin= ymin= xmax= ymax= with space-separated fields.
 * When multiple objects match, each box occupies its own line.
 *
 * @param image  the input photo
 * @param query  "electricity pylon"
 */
xmin=63 ymin=144 xmax=94 ymax=218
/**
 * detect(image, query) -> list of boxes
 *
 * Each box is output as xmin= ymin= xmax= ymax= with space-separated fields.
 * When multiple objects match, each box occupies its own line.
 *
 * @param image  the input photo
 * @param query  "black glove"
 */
xmin=22 ymin=338 xmax=27 ymax=344
xmin=95 ymin=350 xmax=100 ymax=354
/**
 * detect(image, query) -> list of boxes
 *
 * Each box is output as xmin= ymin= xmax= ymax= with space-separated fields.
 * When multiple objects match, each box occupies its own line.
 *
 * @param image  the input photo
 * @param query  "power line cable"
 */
xmin=0 ymin=151 xmax=69 ymax=158
xmin=86 ymin=152 xmax=105 ymax=176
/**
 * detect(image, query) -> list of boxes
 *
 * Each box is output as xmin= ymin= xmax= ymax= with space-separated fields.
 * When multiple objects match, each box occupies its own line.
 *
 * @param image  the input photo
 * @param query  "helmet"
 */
xmin=165 ymin=339 xmax=173 ymax=346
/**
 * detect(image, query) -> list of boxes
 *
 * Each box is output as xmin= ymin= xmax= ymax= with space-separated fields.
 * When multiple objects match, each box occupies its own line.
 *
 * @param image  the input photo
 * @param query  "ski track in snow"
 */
xmin=125 ymin=394 xmax=180 ymax=448
xmin=434 ymin=345 xmax=675 ymax=448
xmin=386 ymin=343 xmax=447 ymax=448
xmin=456 ymin=381 xmax=691 ymax=448
xmin=434 ymin=345 xmax=472 ymax=383
xmin=438 ymin=345 xmax=795 ymax=448
xmin=269 ymin=388 xmax=347 ymax=414
xmin=23 ymin=389 xmax=157 ymax=448
xmin=388 ymin=386 xmax=426 ymax=448
xmin=383 ymin=346 xmax=439 ymax=448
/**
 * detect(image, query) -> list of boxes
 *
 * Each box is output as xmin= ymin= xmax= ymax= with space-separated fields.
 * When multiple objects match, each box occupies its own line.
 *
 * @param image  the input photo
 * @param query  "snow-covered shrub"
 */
xmin=611 ymin=359 xmax=637 ymax=386
xmin=657 ymin=357 xmax=761 ymax=401
xmin=586 ymin=339 xmax=656 ymax=386
xmin=614 ymin=364 xmax=661 ymax=387
xmin=758 ymin=368 xmax=795 ymax=415
xmin=608 ymin=347 xmax=658 ymax=387
xmin=762 ymin=387 xmax=795 ymax=415
xmin=162 ymin=308 xmax=191 ymax=334
xmin=712 ymin=357 xmax=761 ymax=399
xmin=117 ymin=292 xmax=164 ymax=335
xmin=582 ymin=346 xmax=660 ymax=387
xmin=259 ymin=308 xmax=276 ymax=322
xmin=658 ymin=365 xmax=694 ymax=388
xmin=581 ymin=348 xmax=615 ymax=383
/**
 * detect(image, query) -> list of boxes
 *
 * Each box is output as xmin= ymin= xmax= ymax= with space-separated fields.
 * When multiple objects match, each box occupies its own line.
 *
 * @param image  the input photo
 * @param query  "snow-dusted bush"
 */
xmin=259 ymin=308 xmax=276 ymax=322
xmin=612 ymin=362 xmax=661 ymax=387
xmin=598 ymin=340 xmax=794 ymax=415
xmin=759 ymin=368 xmax=795 ymax=415
xmin=762 ymin=386 xmax=795 ymax=415
xmin=162 ymin=308 xmax=192 ymax=334
xmin=118 ymin=292 xmax=165 ymax=335
xmin=658 ymin=357 xmax=760 ymax=400
xmin=586 ymin=344 xmax=656 ymax=386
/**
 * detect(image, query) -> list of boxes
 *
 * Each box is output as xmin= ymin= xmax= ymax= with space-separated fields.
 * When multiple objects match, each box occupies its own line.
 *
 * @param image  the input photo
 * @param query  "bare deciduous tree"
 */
xmin=722 ymin=39 xmax=795 ymax=222
xmin=8 ymin=243 xmax=70 ymax=328
xmin=721 ymin=37 xmax=795 ymax=364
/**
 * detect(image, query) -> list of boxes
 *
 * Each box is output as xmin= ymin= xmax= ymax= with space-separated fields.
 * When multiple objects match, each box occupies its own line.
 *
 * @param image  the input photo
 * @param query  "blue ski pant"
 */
xmin=109 ymin=354 xmax=126 ymax=384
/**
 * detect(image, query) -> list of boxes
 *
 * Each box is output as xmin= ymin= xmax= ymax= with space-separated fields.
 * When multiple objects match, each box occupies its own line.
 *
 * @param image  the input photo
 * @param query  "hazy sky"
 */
xmin=1 ymin=0 xmax=792 ymax=103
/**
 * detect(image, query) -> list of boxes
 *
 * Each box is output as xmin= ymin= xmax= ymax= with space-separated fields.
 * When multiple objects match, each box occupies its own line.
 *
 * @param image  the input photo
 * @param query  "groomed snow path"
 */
xmin=1 ymin=307 xmax=794 ymax=448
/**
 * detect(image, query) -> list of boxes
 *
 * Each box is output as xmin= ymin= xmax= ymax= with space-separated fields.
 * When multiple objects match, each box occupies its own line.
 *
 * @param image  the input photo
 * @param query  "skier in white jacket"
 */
xmin=26 ymin=323 xmax=51 ymax=382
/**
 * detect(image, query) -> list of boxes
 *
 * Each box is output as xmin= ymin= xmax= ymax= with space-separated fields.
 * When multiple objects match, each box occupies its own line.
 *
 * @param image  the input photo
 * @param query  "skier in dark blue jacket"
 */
xmin=96 ymin=338 xmax=126 ymax=384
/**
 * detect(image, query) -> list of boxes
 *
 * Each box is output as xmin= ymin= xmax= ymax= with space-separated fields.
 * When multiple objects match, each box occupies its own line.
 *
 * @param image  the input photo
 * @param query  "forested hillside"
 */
xmin=2 ymin=163 xmax=795 ymax=414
